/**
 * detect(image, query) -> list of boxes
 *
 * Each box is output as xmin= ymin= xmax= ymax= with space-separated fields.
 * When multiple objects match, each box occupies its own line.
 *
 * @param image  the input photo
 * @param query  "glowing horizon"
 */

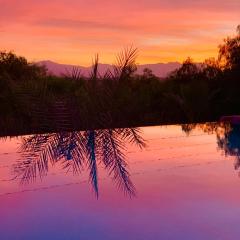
xmin=1 ymin=0 xmax=239 ymax=66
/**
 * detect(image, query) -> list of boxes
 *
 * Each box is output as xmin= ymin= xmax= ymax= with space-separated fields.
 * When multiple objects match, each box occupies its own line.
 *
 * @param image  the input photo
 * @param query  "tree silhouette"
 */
xmin=218 ymin=25 xmax=240 ymax=69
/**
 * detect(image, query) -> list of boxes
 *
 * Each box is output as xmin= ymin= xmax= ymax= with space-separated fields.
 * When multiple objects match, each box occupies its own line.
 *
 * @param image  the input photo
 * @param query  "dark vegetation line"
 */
xmin=0 ymin=26 xmax=240 ymax=136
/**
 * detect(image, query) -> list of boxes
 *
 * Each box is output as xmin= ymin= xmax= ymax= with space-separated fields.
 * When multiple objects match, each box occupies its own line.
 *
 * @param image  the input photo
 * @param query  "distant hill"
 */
xmin=37 ymin=60 xmax=181 ymax=78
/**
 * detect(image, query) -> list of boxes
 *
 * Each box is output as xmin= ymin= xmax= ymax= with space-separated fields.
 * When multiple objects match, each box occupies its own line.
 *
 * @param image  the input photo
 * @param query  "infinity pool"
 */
xmin=0 ymin=123 xmax=240 ymax=239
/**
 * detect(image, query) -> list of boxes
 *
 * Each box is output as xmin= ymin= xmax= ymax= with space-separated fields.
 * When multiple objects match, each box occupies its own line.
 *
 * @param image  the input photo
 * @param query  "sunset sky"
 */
xmin=1 ymin=0 xmax=239 ymax=66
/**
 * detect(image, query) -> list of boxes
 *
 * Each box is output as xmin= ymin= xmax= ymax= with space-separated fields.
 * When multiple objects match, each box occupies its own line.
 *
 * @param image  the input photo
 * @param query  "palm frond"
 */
xmin=61 ymin=132 xmax=85 ymax=174
xmin=113 ymin=46 xmax=138 ymax=81
xmin=13 ymin=134 xmax=57 ymax=184
xmin=64 ymin=67 xmax=82 ymax=81
xmin=90 ymin=54 xmax=99 ymax=81
xmin=100 ymin=129 xmax=136 ymax=196
xmin=86 ymin=130 xmax=99 ymax=197
xmin=120 ymin=127 xmax=146 ymax=149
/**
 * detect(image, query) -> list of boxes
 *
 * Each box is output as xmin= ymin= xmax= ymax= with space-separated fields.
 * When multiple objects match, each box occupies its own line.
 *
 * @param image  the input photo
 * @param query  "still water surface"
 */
xmin=0 ymin=123 xmax=240 ymax=239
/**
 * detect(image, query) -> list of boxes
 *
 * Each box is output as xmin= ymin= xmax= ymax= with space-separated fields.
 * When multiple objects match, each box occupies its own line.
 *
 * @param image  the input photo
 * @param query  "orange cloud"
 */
xmin=1 ymin=0 xmax=239 ymax=65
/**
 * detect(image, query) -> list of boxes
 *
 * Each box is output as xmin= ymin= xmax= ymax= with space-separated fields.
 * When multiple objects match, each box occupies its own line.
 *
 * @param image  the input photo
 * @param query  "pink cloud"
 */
xmin=1 ymin=0 xmax=239 ymax=65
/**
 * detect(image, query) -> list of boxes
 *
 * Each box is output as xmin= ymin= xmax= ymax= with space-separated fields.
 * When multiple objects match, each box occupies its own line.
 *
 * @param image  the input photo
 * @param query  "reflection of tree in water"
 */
xmin=216 ymin=124 xmax=240 ymax=170
xmin=181 ymin=122 xmax=220 ymax=135
xmin=13 ymin=128 xmax=146 ymax=197
xmin=181 ymin=122 xmax=240 ymax=171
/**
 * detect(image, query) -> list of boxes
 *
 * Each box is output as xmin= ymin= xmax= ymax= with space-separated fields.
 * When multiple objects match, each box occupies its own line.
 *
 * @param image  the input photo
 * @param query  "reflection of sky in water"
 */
xmin=0 ymin=124 xmax=240 ymax=239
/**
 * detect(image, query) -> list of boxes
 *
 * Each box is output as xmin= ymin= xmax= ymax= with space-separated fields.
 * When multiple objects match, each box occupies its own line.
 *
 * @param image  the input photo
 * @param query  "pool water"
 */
xmin=0 ymin=123 xmax=240 ymax=240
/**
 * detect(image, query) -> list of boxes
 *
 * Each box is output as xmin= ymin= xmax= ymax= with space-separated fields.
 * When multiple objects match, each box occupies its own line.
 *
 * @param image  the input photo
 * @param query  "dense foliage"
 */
xmin=0 ymin=26 xmax=240 ymax=135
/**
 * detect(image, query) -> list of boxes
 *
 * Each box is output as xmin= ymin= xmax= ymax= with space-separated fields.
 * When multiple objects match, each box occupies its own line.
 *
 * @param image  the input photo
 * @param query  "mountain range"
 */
xmin=37 ymin=60 xmax=181 ymax=78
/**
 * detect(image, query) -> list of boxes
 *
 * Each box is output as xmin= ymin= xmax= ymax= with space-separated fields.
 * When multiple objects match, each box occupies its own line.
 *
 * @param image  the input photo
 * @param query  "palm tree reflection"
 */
xmin=13 ymin=128 xmax=146 ymax=197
